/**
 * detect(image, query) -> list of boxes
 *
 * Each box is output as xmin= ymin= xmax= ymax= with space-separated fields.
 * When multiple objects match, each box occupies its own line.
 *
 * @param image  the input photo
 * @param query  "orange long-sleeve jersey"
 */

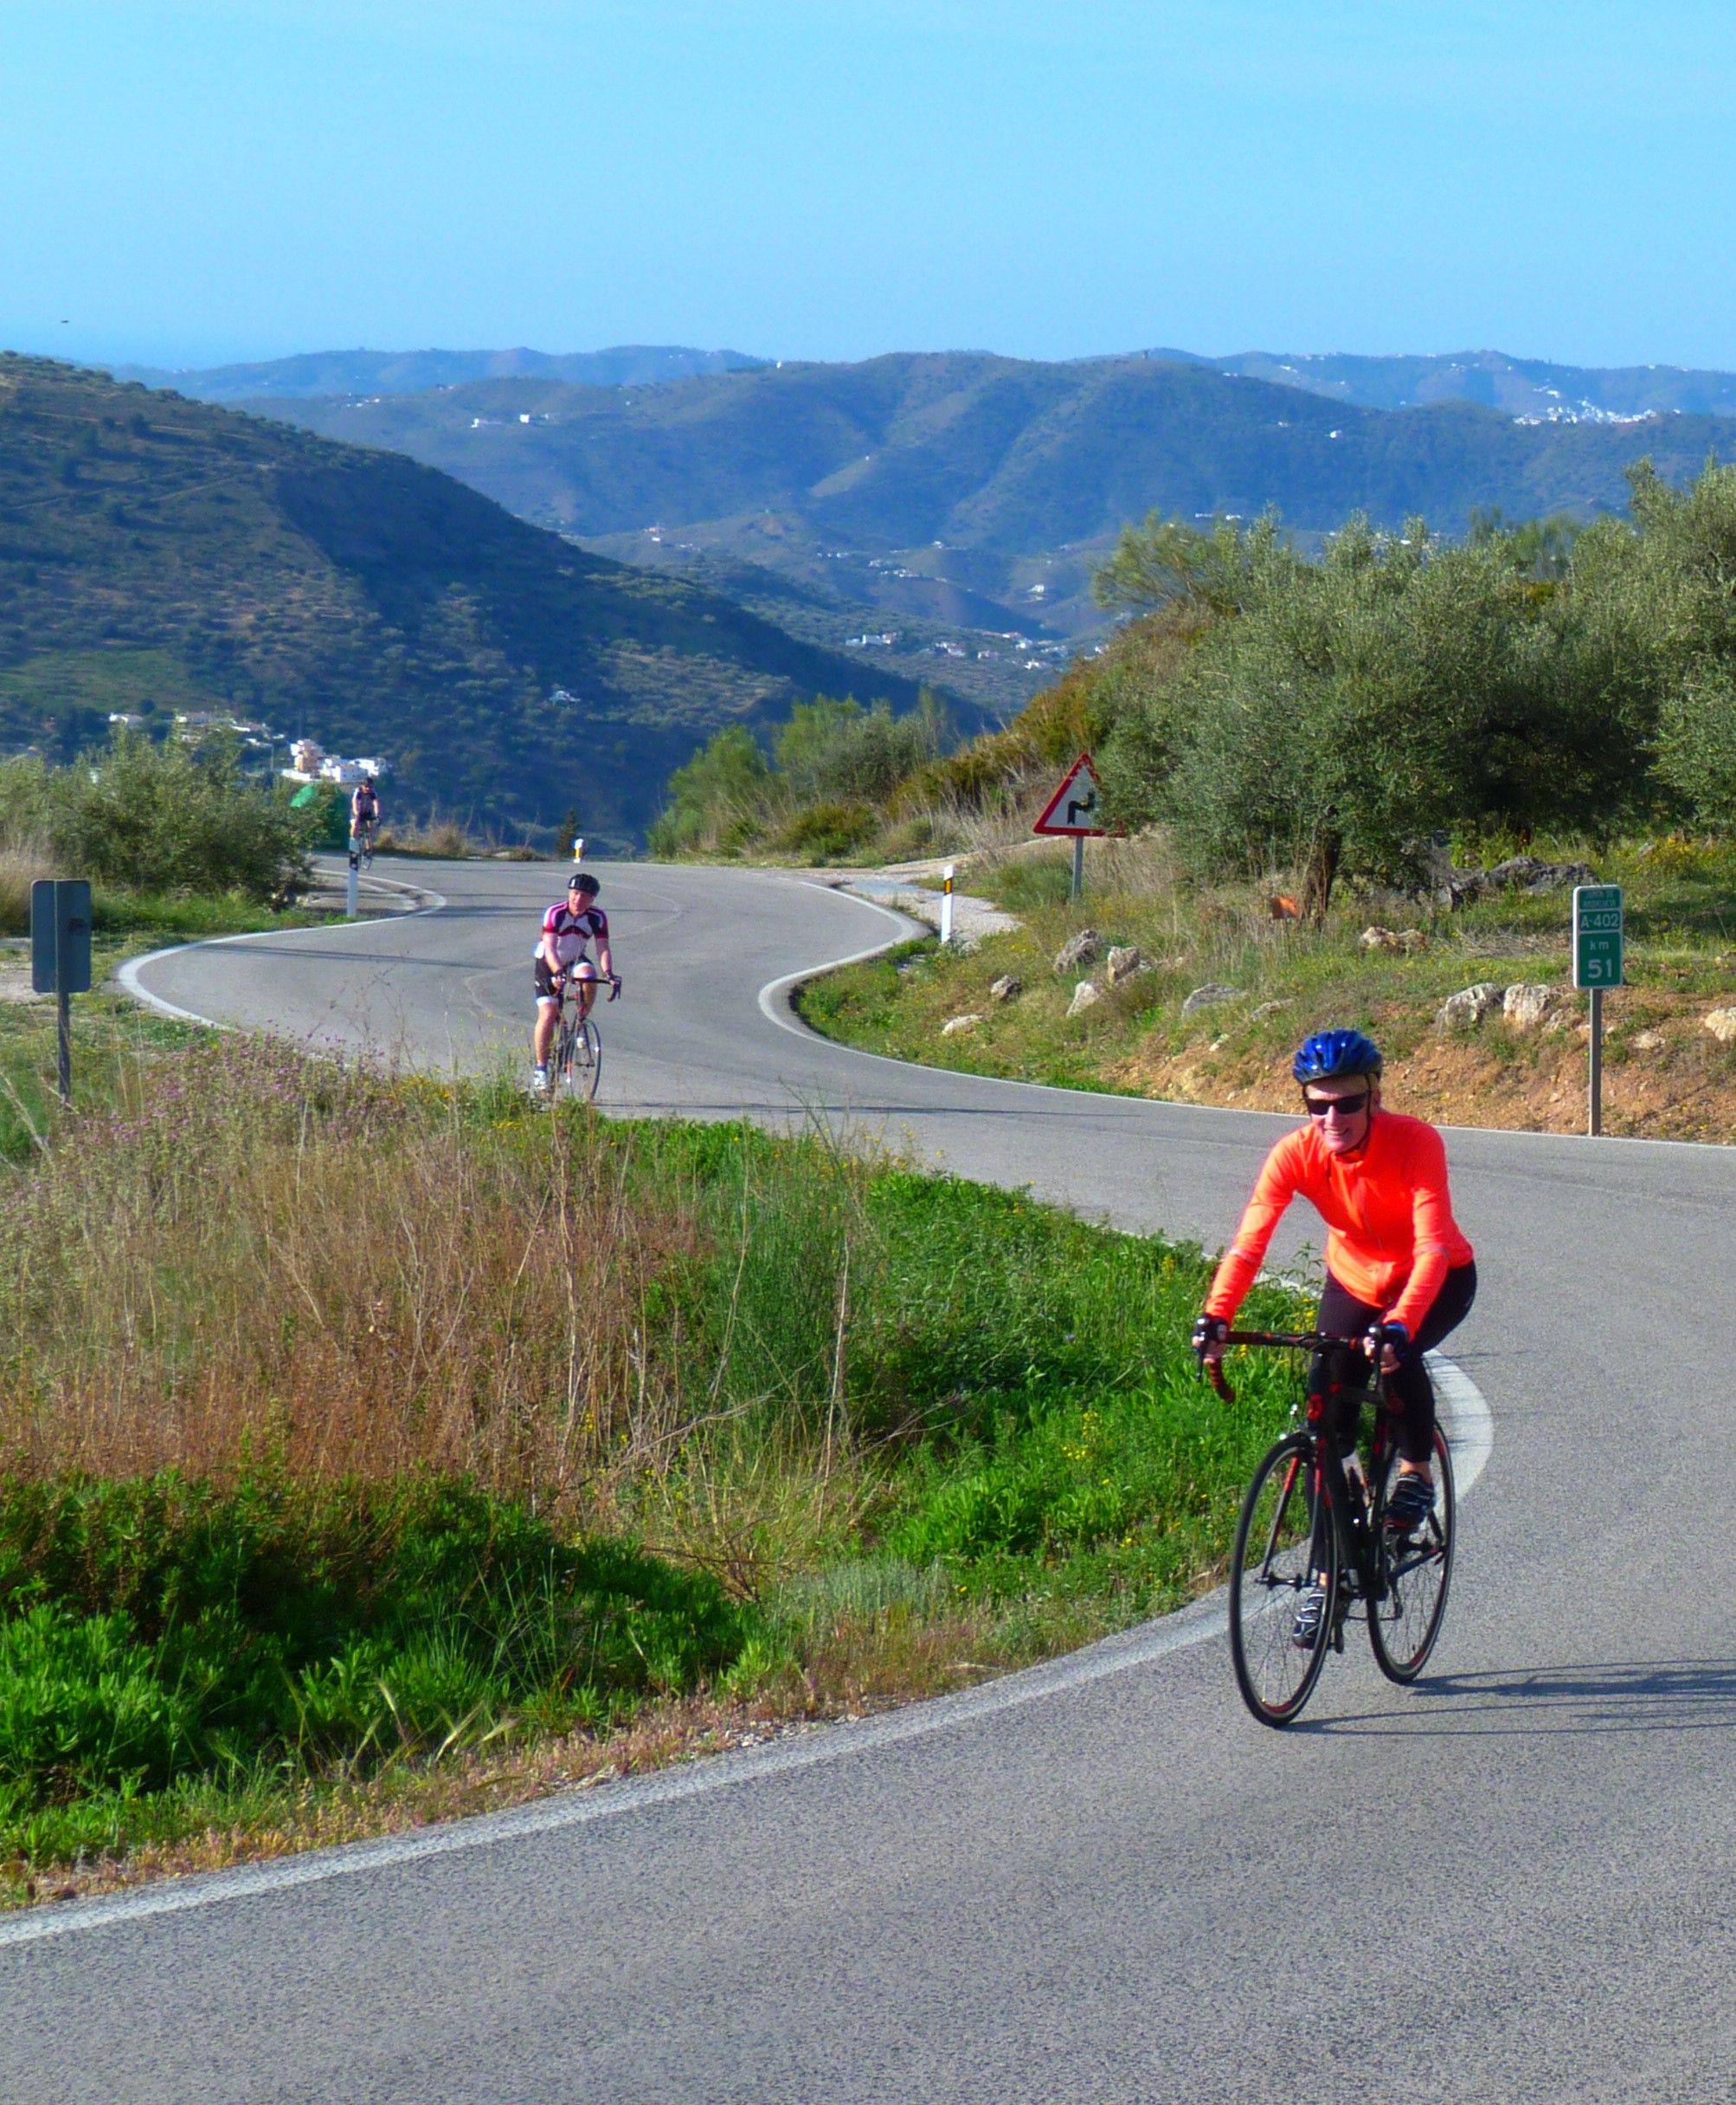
xmin=1205 ymin=1110 xmax=1474 ymax=1335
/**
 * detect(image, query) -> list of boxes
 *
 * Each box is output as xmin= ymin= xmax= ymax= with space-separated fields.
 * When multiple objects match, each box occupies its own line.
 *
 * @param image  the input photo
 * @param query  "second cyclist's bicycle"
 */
xmin=1203 ymin=1330 xmax=1456 ymax=1728
xmin=551 ymin=972 xmax=616 ymax=1103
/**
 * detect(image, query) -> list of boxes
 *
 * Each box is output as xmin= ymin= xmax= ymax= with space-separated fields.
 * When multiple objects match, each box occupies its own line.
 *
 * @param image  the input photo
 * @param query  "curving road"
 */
xmin=8 ymin=857 xmax=1736 ymax=2102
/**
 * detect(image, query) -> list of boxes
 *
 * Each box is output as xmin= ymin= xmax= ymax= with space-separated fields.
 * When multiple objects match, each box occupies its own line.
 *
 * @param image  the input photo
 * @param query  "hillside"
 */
xmin=0 ymin=357 xmax=939 ymax=847
xmin=251 ymin=351 xmax=1736 ymax=641
xmin=114 ymin=344 xmax=765 ymax=403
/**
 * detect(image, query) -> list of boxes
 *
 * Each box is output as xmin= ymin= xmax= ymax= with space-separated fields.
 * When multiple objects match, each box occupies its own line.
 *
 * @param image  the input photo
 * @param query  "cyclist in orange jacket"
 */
xmin=1193 ymin=1029 xmax=1476 ymax=1566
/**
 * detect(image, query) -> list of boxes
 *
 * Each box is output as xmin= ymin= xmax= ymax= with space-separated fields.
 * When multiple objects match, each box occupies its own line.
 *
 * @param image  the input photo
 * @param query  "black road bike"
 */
xmin=1203 ymin=1331 xmax=1456 ymax=1728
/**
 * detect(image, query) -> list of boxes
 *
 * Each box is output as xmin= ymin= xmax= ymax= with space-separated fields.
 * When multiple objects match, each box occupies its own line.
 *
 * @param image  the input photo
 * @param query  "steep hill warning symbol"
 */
xmin=1032 ymin=753 xmax=1106 ymax=836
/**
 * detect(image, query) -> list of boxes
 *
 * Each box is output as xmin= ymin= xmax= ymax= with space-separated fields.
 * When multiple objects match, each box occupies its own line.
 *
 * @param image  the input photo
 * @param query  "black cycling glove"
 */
xmin=1192 ymin=1313 xmax=1229 ymax=1354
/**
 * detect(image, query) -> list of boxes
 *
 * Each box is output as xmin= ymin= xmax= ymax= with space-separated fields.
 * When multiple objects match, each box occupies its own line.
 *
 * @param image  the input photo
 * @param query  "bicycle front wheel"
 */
xmin=551 ymin=1017 xmax=577 ymax=1096
xmin=1367 ymin=1424 xmax=1456 ymax=1683
xmin=565 ymin=1016 xmax=601 ymax=1102
xmin=1229 ymin=1432 xmax=1339 ymax=1728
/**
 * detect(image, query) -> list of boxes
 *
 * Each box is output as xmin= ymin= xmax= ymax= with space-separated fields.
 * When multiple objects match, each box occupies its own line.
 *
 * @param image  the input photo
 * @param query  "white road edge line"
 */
xmin=0 ymin=1352 xmax=1491 ymax=1951
xmin=755 ymin=886 xmax=924 ymax=1034
xmin=114 ymin=875 xmax=447 ymax=1027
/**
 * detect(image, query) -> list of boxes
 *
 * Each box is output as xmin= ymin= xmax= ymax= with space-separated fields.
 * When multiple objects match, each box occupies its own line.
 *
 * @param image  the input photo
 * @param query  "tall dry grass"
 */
xmin=0 ymin=1040 xmax=701 ymax=1498
xmin=0 ymin=843 xmax=57 ymax=938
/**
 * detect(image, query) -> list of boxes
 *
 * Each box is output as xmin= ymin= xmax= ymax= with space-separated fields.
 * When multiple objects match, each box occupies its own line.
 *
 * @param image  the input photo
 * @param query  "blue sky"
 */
xmin=5 ymin=0 xmax=1734 ymax=371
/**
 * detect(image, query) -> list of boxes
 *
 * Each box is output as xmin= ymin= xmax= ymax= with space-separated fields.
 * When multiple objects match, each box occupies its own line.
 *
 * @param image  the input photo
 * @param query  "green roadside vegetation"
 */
xmin=0 ymin=1019 xmax=1306 ymax=1899
xmin=659 ymin=460 xmax=1736 ymax=1142
xmin=798 ymin=832 xmax=1736 ymax=1141
xmin=1 ymin=725 xmax=317 ymax=931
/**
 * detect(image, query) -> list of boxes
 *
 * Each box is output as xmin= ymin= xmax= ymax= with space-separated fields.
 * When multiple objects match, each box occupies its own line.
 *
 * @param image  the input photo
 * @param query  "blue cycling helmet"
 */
xmin=1292 ymin=1028 xmax=1383 ymax=1085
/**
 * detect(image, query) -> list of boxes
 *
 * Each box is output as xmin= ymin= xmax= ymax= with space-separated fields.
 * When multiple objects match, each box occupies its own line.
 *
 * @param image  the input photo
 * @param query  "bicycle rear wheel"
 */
xmin=1229 ymin=1432 xmax=1339 ymax=1727
xmin=1367 ymin=1424 xmax=1455 ymax=1683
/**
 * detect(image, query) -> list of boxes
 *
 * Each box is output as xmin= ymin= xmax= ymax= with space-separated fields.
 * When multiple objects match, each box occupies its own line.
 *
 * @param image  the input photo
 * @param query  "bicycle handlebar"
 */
xmin=1195 ymin=1329 xmax=1373 ymax=1405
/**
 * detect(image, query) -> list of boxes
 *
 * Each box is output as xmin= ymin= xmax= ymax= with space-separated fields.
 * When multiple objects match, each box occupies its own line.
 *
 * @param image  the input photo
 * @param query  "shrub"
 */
xmin=0 ymin=735 xmax=310 ymax=901
xmin=768 ymin=800 xmax=879 ymax=860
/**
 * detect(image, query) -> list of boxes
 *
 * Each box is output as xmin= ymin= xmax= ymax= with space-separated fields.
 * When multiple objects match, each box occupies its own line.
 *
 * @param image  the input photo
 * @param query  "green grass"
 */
xmin=0 ymin=1475 xmax=747 ymax=1866
xmin=0 ymin=914 xmax=325 ymax=1164
xmin=0 ymin=1031 xmax=1311 ymax=1881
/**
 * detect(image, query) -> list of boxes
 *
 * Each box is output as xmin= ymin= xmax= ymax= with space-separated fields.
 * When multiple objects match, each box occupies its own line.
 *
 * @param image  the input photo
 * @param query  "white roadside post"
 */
xmin=345 ymin=846 xmax=359 ymax=919
xmin=572 ymin=835 xmax=585 ymax=865
xmin=1572 ymin=883 xmax=1623 ymax=1136
xmin=940 ymin=864 xmax=955 ymax=947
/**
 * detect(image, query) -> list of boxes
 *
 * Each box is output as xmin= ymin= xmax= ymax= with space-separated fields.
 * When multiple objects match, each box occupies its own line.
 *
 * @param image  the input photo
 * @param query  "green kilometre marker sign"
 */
xmin=1572 ymin=885 xmax=1623 ymax=988
xmin=1572 ymin=884 xmax=1623 ymax=1136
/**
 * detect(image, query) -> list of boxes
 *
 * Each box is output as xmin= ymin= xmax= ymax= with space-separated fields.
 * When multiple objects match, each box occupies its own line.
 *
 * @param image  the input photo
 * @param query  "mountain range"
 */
xmin=141 ymin=341 xmax=1736 ymax=424
xmin=227 ymin=351 xmax=1736 ymax=641
xmin=114 ymin=344 xmax=765 ymax=403
xmin=0 ymin=357 xmax=938 ymax=847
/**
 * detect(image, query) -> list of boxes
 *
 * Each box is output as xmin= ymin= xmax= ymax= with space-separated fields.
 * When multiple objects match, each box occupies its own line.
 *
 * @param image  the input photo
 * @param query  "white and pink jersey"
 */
xmin=539 ymin=900 xmax=608 ymax=969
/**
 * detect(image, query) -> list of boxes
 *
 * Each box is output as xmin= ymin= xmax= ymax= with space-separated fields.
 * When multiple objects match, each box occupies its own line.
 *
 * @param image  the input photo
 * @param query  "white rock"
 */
xmin=1501 ymin=983 xmax=1559 ymax=1029
xmin=1436 ymin=982 xmax=1504 ymax=1030
xmin=1360 ymin=926 xmax=1401 ymax=951
xmin=987 ymin=975 xmax=1021 ymax=1003
xmin=1106 ymin=944 xmax=1142 ymax=985
xmin=1181 ymin=982 xmax=1242 ymax=1016
xmin=1630 ymin=1028 xmax=1667 ymax=1052
xmin=1397 ymin=929 xmax=1429 ymax=953
xmin=1066 ymin=980 xmax=1102 ymax=1018
xmin=1250 ymin=999 xmax=1295 ymax=1022
xmin=940 ymin=1013 xmax=983 ymax=1037
xmin=1704 ymin=1007 xmax=1736 ymax=1043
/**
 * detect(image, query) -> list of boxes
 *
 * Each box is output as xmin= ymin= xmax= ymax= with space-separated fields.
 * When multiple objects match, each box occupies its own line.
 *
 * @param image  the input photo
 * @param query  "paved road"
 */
xmin=10 ymin=858 xmax=1736 ymax=2102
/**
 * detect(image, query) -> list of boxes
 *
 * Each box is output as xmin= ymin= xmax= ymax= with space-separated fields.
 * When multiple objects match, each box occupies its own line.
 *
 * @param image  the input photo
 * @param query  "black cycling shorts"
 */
xmin=534 ymin=956 xmax=597 ymax=1002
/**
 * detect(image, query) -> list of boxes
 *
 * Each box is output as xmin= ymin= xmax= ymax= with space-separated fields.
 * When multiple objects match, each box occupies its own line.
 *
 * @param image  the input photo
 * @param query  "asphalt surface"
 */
xmin=8 ymin=857 xmax=1736 ymax=2102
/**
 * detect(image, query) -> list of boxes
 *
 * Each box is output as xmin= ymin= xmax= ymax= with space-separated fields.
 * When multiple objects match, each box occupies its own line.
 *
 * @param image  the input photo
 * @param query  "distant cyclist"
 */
xmin=1193 ymin=1029 xmax=1476 ymax=1644
xmin=531 ymin=872 xmax=619 ymax=1091
xmin=350 ymin=776 xmax=380 ymax=866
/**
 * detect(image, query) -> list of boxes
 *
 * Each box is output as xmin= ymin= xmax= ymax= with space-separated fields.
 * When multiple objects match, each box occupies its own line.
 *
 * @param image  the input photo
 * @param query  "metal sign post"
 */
xmin=1032 ymin=753 xmax=1108 ymax=901
xmin=1572 ymin=884 xmax=1623 ymax=1136
xmin=939 ymin=864 xmax=955 ymax=946
xmin=30 ymin=879 xmax=92 ymax=1104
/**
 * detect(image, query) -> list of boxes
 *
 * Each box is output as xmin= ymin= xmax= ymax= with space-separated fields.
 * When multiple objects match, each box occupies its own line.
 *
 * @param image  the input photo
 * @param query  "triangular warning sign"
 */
xmin=1032 ymin=752 xmax=1105 ymax=836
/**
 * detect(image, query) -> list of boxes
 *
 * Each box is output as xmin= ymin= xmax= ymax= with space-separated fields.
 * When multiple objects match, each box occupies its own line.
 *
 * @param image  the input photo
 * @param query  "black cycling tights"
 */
xmin=1308 ymin=1262 xmax=1477 ymax=1469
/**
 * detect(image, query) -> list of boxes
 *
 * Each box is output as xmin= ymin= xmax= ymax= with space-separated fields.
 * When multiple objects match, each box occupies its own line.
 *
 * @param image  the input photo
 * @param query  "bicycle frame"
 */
xmin=1206 ymin=1330 xmax=1393 ymax=1616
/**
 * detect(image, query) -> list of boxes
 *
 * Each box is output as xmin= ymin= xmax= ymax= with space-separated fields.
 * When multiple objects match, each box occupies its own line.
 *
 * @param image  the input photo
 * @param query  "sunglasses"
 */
xmin=1302 ymin=1090 xmax=1372 ymax=1120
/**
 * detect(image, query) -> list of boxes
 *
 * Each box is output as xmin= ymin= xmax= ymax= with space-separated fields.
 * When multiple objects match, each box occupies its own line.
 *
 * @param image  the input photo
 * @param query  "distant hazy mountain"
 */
xmin=246 ymin=351 xmax=1736 ymax=644
xmin=113 ymin=344 xmax=767 ymax=404
xmin=0 ymin=357 xmax=936 ymax=846
xmin=1154 ymin=347 xmax=1736 ymax=424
